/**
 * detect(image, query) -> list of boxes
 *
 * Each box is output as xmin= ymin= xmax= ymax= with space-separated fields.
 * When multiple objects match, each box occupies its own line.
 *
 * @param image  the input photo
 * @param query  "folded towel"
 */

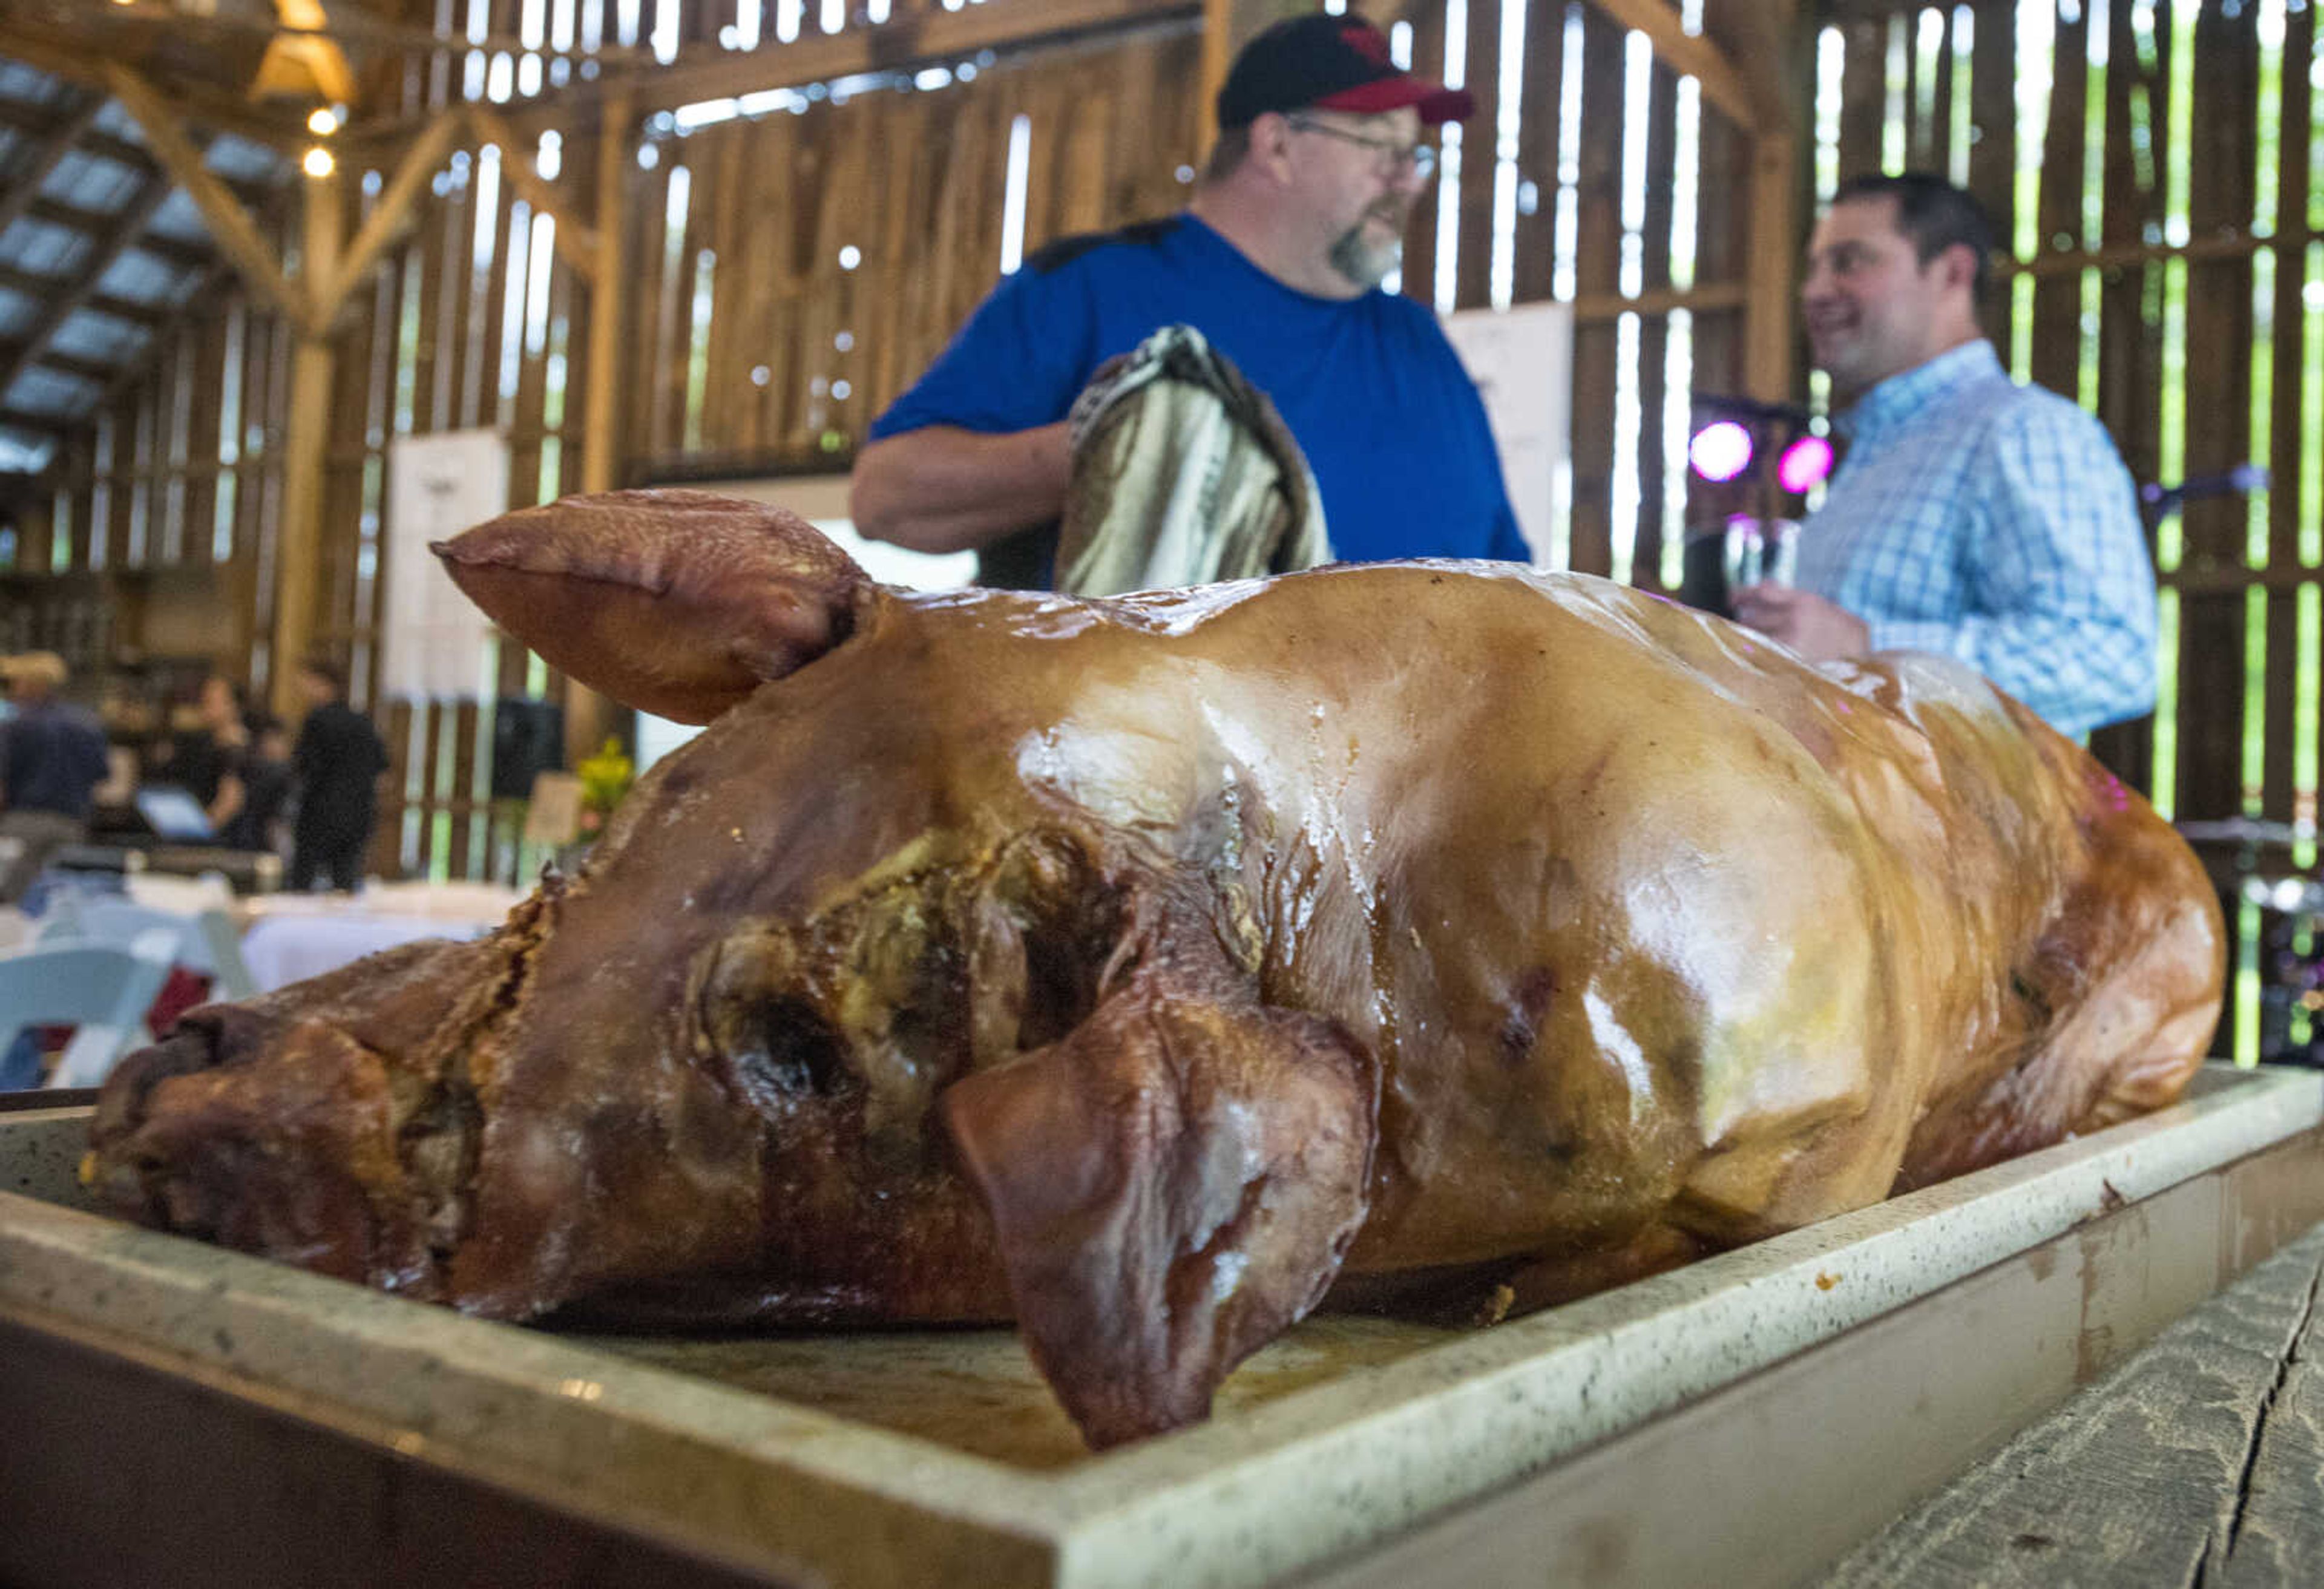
xmin=1054 ymin=326 xmax=1331 ymax=596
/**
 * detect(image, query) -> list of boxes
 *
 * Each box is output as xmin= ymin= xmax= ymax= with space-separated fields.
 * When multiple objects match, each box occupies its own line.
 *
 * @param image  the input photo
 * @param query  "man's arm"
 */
xmin=849 ymin=422 xmax=1074 ymax=554
xmin=1864 ymin=399 xmax=2157 ymax=738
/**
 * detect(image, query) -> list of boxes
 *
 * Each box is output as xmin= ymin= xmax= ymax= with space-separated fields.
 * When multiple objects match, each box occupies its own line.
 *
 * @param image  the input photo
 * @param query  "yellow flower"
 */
xmin=576 ymin=737 xmax=634 ymax=817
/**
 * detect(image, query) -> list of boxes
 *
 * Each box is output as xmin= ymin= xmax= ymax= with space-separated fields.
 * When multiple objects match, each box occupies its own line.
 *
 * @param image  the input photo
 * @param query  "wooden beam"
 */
xmin=1572 ymin=280 xmax=1751 ymax=322
xmin=100 ymin=62 xmax=311 ymax=334
xmin=272 ymin=169 xmax=341 ymax=721
xmin=19 ymin=199 xmax=221 ymax=276
xmin=432 ymin=0 xmax=1198 ymax=143
xmin=0 ymin=96 xmax=103 ymax=238
xmin=1702 ymin=0 xmax=1806 ymax=403
xmin=0 ymin=100 xmax=278 ymax=206
xmin=1743 ymin=127 xmax=1800 ymax=401
xmin=1999 ymin=226 xmax=2321 ymax=280
xmin=314 ymin=107 xmax=471 ymax=327
xmin=0 ymin=264 xmax=173 ymax=330
xmin=0 ymin=159 xmax=183 ymax=405
xmin=467 ymin=106 xmax=602 ymax=278
xmin=0 ymin=405 xmax=73 ymax=436
xmin=1584 ymin=0 xmax=1761 ymax=135
xmin=74 ymin=0 xmax=647 ymax=64
xmin=18 ymin=349 xmax=119 ymax=385
xmin=0 ymin=23 xmax=306 ymax=150
xmin=1721 ymin=0 xmax=1802 ymax=136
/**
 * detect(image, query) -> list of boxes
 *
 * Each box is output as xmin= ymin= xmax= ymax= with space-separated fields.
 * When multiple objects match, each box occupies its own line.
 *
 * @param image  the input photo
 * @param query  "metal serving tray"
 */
xmin=3 ymin=1064 xmax=2322 ymax=1588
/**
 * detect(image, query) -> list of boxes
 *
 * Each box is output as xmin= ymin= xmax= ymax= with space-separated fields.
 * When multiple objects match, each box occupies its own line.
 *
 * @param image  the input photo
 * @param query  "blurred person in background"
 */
xmin=289 ymin=657 xmax=388 ymax=892
xmin=148 ymin=669 xmax=253 ymax=836
xmin=1731 ymin=172 xmax=2154 ymax=739
xmin=0 ymin=652 xmax=110 ymax=905
xmin=220 ymin=712 xmax=294 ymax=856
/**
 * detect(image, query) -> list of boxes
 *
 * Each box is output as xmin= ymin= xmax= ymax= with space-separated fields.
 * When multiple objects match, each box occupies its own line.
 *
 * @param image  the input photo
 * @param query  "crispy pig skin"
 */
xmin=87 ymin=491 xmax=2224 ymax=1449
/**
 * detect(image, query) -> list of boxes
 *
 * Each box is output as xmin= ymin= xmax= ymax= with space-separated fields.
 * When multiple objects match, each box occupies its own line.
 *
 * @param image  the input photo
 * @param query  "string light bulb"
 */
xmin=307 ymin=106 xmax=341 ymax=136
xmin=1686 ymin=421 xmax=1754 ymax=484
xmin=303 ymin=145 xmax=335 ymax=179
xmin=1775 ymin=434 xmax=1836 ymax=496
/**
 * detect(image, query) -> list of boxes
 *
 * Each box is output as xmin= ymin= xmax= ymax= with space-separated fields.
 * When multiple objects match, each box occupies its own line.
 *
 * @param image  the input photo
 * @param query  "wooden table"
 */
xmin=5 ymin=1070 xmax=2324 ymax=1588
xmin=1820 ymin=1216 xmax=2324 ymax=1587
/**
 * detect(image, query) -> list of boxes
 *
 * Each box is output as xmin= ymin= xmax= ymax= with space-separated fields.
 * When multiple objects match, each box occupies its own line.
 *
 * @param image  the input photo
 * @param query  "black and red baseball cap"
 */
xmin=1216 ymin=13 xmax=1476 ymax=130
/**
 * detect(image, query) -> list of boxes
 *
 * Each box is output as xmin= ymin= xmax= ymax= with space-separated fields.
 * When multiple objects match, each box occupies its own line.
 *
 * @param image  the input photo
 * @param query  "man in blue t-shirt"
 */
xmin=850 ymin=12 xmax=1528 ymax=587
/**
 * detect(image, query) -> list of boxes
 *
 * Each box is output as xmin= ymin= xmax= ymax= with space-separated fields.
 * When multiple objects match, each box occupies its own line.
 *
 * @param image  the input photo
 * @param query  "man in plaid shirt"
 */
xmin=1732 ymin=174 xmax=2157 ymax=740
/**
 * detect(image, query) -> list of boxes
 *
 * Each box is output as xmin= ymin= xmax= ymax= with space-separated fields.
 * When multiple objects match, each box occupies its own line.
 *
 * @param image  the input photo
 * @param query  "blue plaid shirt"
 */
xmin=1794 ymin=340 xmax=2157 ymax=738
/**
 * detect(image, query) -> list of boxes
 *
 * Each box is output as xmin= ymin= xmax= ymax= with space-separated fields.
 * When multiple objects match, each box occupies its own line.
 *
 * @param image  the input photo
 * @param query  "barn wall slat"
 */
xmin=2265 ymin=1 xmax=2315 ymax=837
xmin=1631 ymin=51 xmax=1678 ymax=595
xmin=1565 ymin=4 xmax=1625 ymax=580
xmin=2173 ymin=1 xmax=2259 ymax=825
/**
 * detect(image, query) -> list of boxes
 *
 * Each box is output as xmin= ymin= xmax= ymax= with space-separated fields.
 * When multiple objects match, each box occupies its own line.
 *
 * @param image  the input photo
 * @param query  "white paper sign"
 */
xmin=1442 ymin=301 xmax=1574 ymax=566
xmin=382 ymin=429 xmax=508 ymax=699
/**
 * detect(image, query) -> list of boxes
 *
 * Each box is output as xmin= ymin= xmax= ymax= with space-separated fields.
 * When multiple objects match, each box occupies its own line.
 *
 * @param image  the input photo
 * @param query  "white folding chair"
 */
xmin=0 ymin=928 xmax=178 ymax=1090
xmin=37 ymin=898 xmax=258 ymax=1002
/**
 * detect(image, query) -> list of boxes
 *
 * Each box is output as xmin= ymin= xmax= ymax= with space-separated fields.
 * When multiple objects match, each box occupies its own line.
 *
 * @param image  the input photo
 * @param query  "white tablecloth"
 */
xmin=237 ymin=883 xmax=527 ymax=993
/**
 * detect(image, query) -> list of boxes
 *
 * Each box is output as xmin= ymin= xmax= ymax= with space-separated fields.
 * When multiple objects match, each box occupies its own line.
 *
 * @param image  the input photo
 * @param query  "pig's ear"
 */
xmin=432 ymin=490 xmax=872 ymax=724
xmin=940 ymin=985 xmax=1377 ymax=1449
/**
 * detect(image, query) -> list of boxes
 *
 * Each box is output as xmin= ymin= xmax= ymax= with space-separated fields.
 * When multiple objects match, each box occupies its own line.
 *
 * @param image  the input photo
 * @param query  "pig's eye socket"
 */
xmin=726 ymin=996 xmax=852 ymax=1109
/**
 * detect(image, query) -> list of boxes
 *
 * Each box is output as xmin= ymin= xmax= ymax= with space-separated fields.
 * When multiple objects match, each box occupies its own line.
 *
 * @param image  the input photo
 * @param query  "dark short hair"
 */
xmin=1831 ymin=172 xmax=1997 ymax=307
xmin=1203 ymin=124 xmax=1252 ymax=184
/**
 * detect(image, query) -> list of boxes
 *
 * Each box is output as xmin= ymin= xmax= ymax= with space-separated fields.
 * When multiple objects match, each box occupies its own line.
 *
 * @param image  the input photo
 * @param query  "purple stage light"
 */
xmin=1688 ymin=420 xmax=1754 ymax=483
xmin=1776 ymin=434 xmax=1834 ymax=494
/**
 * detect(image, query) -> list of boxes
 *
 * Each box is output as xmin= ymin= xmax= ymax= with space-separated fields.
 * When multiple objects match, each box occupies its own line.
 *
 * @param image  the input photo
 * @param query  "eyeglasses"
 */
xmin=1284 ymin=116 xmax=1438 ymax=180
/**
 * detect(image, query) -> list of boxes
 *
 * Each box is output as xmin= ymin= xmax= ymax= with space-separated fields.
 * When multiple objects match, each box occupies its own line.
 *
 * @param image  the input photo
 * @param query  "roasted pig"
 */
xmin=87 ymin=491 xmax=2224 ymax=1449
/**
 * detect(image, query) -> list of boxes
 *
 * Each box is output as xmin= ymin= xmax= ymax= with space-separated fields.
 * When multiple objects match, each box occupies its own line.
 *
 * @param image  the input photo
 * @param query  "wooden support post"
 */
xmin=564 ymin=91 xmax=635 ymax=770
xmin=1744 ymin=129 xmax=1799 ymax=402
xmin=470 ymin=106 xmax=604 ymax=275
xmin=272 ymin=166 xmax=343 ymax=719
xmin=1714 ymin=0 xmax=1805 ymax=404
xmin=582 ymin=93 xmax=631 ymax=496
xmin=1584 ymin=0 xmax=1761 ymax=134
xmin=315 ymin=108 xmax=471 ymax=329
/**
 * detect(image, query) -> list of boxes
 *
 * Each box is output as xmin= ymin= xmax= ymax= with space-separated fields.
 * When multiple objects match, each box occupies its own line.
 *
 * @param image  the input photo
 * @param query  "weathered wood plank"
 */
xmin=1928 ymin=3 xmax=1955 ymax=183
xmin=1836 ymin=13 xmax=1884 ymax=183
xmin=1566 ymin=5 xmax=1624 ymax=578
xmin=1961 ymin=0 xmax=2017 ymax=348
xmin=1397 ymin=0 xmax=1446 ymax=309
xmin=1452 ymin=0 xmax=1499 ymax=313
xmin=699 ymin=119 xmax=747 ymax=454
xmin=2259 ymin=1 xmax=2314 ymax=833
xmin=1818 ymin=1223 xmax=2324 ymax=1588
xmin=413 ymin=698 xmax=446 ymax=879
xmin=2213 ymin=1241 xmax=2324 ymax=1586
xmin=447 ymin=698 xmax=480 ymax=880
xmin=1632 ymin=52 xmax=1678 ymax=592
xmin=1509 ymin=0 xmax=1564 ymax=307
xmin=625 ymin=152 xmax=672 ymax=470
xmin=2029 ymin=0 xmax=2087 ymax=402
xmin=373 ymin=698 xmax=415 ymax=882
xmin=2173 ymin=0 xmax=2260 ymax=824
